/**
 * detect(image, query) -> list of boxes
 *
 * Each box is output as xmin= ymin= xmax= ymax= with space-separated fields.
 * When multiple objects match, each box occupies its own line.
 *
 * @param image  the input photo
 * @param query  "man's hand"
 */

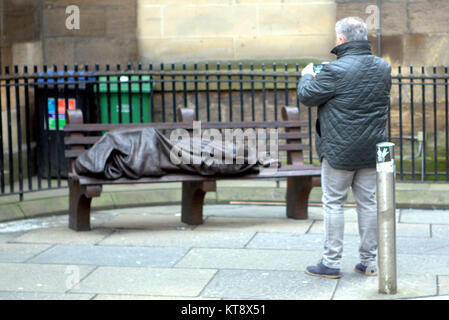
xmin=301 ymin=63 xmax=316 ymax=77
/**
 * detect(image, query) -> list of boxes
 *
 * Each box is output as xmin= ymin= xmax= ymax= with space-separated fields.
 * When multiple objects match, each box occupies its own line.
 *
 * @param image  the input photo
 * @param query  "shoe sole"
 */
xmin=305 ymin=269 xmax=342 ymax=279
xmin=354 ymin=267 xmax=378 ymax=276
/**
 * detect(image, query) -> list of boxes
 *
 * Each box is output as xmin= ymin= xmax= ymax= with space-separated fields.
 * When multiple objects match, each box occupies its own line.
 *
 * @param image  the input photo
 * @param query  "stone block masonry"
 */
xmin=137 ymin=0 xmax=337 ymax=64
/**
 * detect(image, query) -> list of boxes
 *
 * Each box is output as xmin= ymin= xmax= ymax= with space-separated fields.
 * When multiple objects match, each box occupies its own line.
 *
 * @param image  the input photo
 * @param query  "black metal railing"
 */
xmin=391 ymin=65 xmax=449 ymax=181
xmin=0 ymin=62 xmax=448 ymax=199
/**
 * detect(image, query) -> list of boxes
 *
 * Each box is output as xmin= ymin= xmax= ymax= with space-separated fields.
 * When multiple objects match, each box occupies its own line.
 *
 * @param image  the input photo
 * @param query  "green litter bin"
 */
xmin=97 ymin=75 xmax=152 ymax=123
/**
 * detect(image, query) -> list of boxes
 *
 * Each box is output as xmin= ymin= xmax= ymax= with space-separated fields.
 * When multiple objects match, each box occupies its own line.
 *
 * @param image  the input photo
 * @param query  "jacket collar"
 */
xmin=330 ymin=40 xmax=372 ymax=58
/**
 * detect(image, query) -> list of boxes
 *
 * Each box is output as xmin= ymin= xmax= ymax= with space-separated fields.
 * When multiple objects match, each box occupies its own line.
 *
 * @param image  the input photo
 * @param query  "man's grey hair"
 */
xmin=335 ymin=17 xmax=368 ymax=41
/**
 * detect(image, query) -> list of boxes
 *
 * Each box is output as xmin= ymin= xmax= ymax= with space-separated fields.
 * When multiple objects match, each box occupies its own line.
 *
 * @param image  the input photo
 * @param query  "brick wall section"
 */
xmin=137 ymin=0 xmax=337 ymax=64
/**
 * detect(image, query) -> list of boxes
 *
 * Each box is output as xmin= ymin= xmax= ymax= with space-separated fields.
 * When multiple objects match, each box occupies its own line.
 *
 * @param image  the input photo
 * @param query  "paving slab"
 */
xmin=175 ymin=248 xmax=320 ymax=271
xmin=102 ymin=213 xmax=194 ymax=230
xmin=70 ymin=266 xmax=216 ymax=297
xmin=246 ymin=232 xmax=360 ymax=253
xmin=396 ymin=253 xmax=449 ymax=275
xmin=396 ymin=237 xmax=449 ymax=255
xmin=94 ymin=294 xmax=219 ymax=300
xmin=0 ymin=214 xmax=67 ymax=233
xmin=431 ymin=225 xmax=449 ymax=238
xmin=197 ymin=216 xmax=312 ymax=233
xmin=202 ymin=204 xmax=328 ymax=221
xmin=94 ymin=205 xmax=181 ymax=216
xmin=395 ymin=223 xmax=432 ymax=237
xmin=400 ymin=209 xmax=449 ymax=224
xmin=0 ymin=202 xmax=447 ymax=300
xmin=407 ymin=295 xmax=449 ymax=300
xmin=308 ymin=221 xmax=430 ymax=237
xmin=332 ymin=272 xmax=437 ymax=300
xmin=0 ymin=212 xmax=116 ymax=234
xmin=336 ymin=250 xmax=443 ymax=298
xmin=0 ymin=291 xmax=94 ymax=300
xmin=438 ymin=275 xmax=449 ymax=295
xmin=0 ymin=232 xmax=26 ymax=243
xmin=0 ymin=243 xmax=52 ymax=263
xmin=99 ymin=229 xmax=255 ymax=248
xmin=246 ymin=232 xmax=323 ymax=251
xmin=0 ymin=263 xmax=95 ymax=293
xmin=315 ymin=208 xmax=401 ymax=222
xmin=90 ymin=211 xmax=122 ymax=225
xmin=201 ymin=269 xmax=337 ymax=300
xmin=255 ymin=229 xmax=449 ymax=257
xmin=12 ymin=227 xmax=113 ymax=245
xmin=308 ymin=221 xmax=361 ymax=235
xmin=29 ymin=244 xmax=189 ymax=268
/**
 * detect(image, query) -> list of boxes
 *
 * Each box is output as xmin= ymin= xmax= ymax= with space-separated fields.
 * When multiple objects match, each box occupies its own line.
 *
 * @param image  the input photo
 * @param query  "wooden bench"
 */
xmin=64 ymin=106 xmax=321 ymax=231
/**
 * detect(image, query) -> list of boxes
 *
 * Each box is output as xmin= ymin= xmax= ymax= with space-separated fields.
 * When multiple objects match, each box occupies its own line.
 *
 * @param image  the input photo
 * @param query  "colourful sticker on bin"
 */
xmin=48 ymin=98 xmax=56 ymax=114
xmin=47 ymin=98 xmax=56 ymax=130
xmin=46 ymin=97 xmax=76 ymax=130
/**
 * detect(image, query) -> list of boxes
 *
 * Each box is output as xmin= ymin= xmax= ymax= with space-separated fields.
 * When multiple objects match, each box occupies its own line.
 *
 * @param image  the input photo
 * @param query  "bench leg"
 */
xmin=181 ymin=181 xmax=216 ymax=225
xmin=286 ymin=176 xmax=313 ymax=220
xmin=68 ymin=179 xmax=102 ymax=231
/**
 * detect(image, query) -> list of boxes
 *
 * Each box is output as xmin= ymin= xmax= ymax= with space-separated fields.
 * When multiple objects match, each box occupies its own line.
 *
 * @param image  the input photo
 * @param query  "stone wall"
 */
xmin=1 ymin=0 xmax=138 ymax=69
xmin=3 ymin=0 xmax=449 ymax=69
xmin=336 ymin=0 xmax=449 ymax=68
xmin=0 ymin=0 xmax=43 ymax=69
xmin=42 ymin=0 xmax=138 ymax=68
xmin=137 ymin=0 xmax=337 ymax=64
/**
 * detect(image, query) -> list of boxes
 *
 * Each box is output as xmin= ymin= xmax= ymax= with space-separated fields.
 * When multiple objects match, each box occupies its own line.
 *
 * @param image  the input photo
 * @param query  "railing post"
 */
xmin=376 ymin=142 xmax=397 ymax=295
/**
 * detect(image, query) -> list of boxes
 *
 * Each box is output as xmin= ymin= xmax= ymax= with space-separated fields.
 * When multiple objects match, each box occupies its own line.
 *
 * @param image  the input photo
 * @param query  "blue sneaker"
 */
xmin=305 ymin=262 xmax=342 ymax=279
xmin=354 ymin=263 xmax=378 ymax=276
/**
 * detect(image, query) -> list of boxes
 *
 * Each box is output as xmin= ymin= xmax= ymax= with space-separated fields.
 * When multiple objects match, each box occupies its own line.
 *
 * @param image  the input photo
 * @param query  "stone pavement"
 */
xmin=2 ymin=180 xmax=449 ymax=223
xmin=0 ymin=203 xmax=448 ymax=300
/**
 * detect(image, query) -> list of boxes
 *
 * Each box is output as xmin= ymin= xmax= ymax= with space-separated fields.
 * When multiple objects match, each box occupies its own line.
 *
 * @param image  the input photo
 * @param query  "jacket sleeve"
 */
xmin=297 ymin=67 xmax=336 ymax=107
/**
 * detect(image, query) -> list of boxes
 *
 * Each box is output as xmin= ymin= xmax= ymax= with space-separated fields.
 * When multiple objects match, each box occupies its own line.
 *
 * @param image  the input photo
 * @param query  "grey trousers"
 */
xmin=321 ymin=158 xmax=378 ymax=269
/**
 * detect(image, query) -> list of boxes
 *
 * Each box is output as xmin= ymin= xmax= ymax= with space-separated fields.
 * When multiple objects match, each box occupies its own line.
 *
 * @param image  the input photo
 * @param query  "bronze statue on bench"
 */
xmin=64 ymin=107 xmax=320 ymax=231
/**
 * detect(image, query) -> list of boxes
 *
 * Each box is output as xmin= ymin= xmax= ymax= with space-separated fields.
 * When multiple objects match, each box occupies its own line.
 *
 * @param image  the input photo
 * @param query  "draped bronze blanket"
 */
xmin=74 ymin=128 xmax=278 ymax=179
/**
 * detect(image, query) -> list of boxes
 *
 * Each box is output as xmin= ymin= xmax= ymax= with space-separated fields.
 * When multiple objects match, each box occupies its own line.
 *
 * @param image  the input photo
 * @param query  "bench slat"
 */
xmin=278 ymin=132 xmax=308 ymax=139
xmin=64 ymin=120 xmax=308 ymax=132
xmin=65 ymin=136 xmax=101 ymax=145
xmin=278 ymin=143 xmax=309 ymax=151
xmin=65 ymin=149 xmax=86 ymax=158
xmin=64 ymin=132 xmax=308 ymax=146
xmin=76 ymin=168 xmax=321 ymax=185
xmin=65 ymin=144 xmax=309 ymax=159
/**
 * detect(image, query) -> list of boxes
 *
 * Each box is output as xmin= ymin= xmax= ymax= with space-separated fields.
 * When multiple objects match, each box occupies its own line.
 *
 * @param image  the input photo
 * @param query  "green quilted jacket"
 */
xmin=297 ymin=40 xmax=392 ymax=170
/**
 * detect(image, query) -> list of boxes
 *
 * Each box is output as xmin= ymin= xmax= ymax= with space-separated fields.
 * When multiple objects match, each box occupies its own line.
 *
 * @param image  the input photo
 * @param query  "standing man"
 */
xmin=297 ymin=17 xmax=392 ymax=279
